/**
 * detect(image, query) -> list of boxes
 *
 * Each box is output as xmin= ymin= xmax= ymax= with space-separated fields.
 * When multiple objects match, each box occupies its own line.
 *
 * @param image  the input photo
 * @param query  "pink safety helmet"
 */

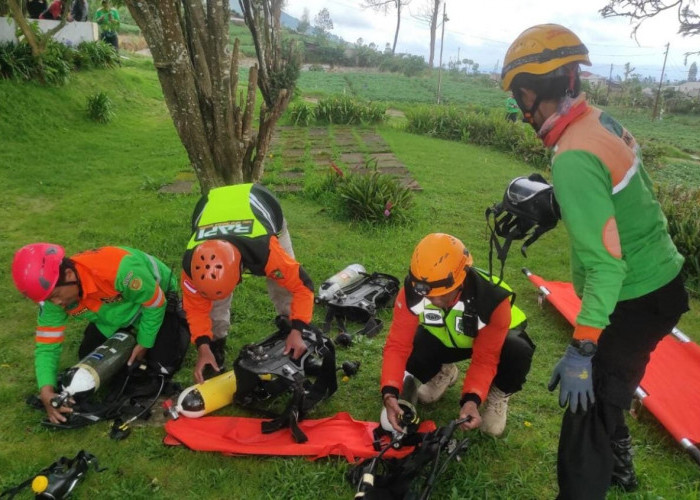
xmin=12 ymin=243 xmax=66 ymax=302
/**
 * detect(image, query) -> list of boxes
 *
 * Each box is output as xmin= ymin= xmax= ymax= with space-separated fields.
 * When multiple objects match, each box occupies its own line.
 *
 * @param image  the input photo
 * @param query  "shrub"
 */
xmin=656 ymin=184 xmax=700 ymax=295
xmin=34 ymin=40 xmax=73 ymax=85
xmin=305 ymin=163 xmax=413 ymax=224
xmin=288 ymin=101 xmax=316 ymax=126
xmin=74 ymin=41 xmax=120 ymax=70
xmin=336 ymin=167 xmax=413 ymax=224
xmin=0 ymin=41 xmax=34 ymax=81
xmin=406 ymin=106 xmax=550 ymax=169
xmin=86 ymin=91 xmax=115 ymax=123
xmin=316 ymin=95 xmax=386 ymax=125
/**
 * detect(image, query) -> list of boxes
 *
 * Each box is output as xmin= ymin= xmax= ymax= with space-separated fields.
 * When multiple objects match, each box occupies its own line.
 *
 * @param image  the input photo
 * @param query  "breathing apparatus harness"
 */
xmin=317 ymin=272 xmax=400 ymax=347
xmin=350 ymin=412 xmax=472 ymax=500
xmin=0 ymin=450 xmax=105 ymax=500
xmin=485 ymin=173 xmax=560 ymax=282
xmin=233 ymin=323 xmax=337 ymax=443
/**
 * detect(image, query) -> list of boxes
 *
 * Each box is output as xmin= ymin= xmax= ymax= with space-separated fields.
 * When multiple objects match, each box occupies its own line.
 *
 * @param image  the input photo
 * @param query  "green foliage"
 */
xmin=406 ymin=106 xmax=550 ymax=169
xmin=74 ymin=41 xmax=120 ymax=70
xmin=0 ymin=39 xmax=117 ymax=85
xmin=656 ymin=184 xmax=700 ymax=294
xmin=288 ymin=101 xmax=316 ymax=126
xmin=316 ymin=95 xmax=386 ymax=125
xmin=379 ymin=54 xmax=427 ymax=77
xmin=336 ymin=169 xmax=413 ymax=223
xmin=86 ymin=91 xmax=114 ymax=123
xmin=35 ymin=40 xmax=73 ymax=85
xmin=0 ymin=41 xmax=34 ymax=81
xmin=307 ymin=163 xmax=413 ymax=224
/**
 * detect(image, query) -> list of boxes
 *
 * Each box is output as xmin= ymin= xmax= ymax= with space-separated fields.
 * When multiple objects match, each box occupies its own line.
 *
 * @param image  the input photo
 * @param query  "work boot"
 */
xmin=611 ymin=436 xmax=639 ymax=492
xmin=480 ymin=386 xmax=511 ymax=437
xmin=203 ymin=338 xmax=227 ymax=380
xmin=417 ymin=364 xmax=459 ymax=404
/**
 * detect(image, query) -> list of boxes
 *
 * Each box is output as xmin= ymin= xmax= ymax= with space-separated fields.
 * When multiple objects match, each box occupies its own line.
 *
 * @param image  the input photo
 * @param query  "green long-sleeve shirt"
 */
xmin=34 ymin=246 xmax=177 ymax=388
xmin=550 ymin=107 xmax=684 ymax=330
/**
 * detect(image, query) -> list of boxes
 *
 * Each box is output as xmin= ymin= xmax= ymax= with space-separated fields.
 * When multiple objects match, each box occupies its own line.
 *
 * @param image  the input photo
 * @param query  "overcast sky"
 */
xmin=283 ymin=0 xmax=699 ymax=82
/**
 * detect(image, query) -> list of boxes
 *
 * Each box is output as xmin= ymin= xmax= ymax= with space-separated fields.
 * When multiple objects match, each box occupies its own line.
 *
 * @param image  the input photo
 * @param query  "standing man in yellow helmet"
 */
xmin=181 ymin=183 xmax=315 ymax=384
xmin=380 ymin=233 xmax=534 ymax=437
xmin=502 ymin=25 xmax=689 ymax=498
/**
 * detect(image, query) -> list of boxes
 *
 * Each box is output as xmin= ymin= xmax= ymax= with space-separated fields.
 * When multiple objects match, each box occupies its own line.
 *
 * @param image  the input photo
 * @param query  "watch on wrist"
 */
xmin=571 ymin=339 xmax=597 ymax=356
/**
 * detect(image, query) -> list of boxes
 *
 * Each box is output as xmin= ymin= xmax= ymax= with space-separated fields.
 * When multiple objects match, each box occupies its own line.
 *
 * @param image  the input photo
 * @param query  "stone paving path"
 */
xmin=159 ymin=126 xmax=421 ymax=194
xmin=267 ymin=126 xmax=421 ymax=193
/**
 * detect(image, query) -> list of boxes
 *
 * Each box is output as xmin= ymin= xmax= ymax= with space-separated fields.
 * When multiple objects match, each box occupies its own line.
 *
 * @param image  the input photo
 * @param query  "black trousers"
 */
xmin=79 ymin=308 xmax=189 ymax=378
xmin=406 ymin=326 xmax=535 ymax=396
xmin=556 ymin=273 xmax=689 ymax=500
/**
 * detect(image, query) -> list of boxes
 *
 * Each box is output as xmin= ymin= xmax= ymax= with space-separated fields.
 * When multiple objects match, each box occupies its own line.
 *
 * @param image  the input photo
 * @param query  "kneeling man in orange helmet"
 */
xmin=381 ymin=233 xmax=534 ymax=437
xmin=181 ymin=183 xmax=315 ymax=384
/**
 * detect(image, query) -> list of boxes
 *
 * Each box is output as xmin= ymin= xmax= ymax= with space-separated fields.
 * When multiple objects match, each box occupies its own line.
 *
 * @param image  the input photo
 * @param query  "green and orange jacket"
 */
xmin=544 ymin=99 xmax=684 ymax=341
xmin=380 ymin=268 xmax=526 ymax=406
xmin=35 ymin=246 xmax=177 ymax=388
xmin=181 ymin=184 xmax=314 ymax=346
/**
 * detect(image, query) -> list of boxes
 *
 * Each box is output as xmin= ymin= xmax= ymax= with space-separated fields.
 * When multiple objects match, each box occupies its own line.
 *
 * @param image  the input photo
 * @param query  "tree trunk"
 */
xmin=124 ymin=0 xmax=297 ymax=193
xmin=392 ymin=0 xmax=401 ymax=55
xmin=428 ymin=0 xmax=439 ymax=67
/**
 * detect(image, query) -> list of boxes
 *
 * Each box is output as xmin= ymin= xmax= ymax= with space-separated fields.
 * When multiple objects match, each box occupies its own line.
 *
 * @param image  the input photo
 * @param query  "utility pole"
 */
xmin=436 ymin=3 xmax=447 ymax=104
xmin=606 ymin=63 xmax=613 ymax=100
xmin=652 ymin=43 xmax=670 ymax=121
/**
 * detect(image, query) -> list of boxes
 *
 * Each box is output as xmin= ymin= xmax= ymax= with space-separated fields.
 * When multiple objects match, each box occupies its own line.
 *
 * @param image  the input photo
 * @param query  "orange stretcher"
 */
xmin=523 ymin=268 xmax=700 ymax=466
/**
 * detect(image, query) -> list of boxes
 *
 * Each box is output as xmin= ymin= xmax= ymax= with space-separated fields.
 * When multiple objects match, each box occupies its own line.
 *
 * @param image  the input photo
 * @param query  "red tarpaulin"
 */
xmin=523 ymin=268 xmax=700 ymax=465
xmin=164 ymin=411 xmax=437 ymax=462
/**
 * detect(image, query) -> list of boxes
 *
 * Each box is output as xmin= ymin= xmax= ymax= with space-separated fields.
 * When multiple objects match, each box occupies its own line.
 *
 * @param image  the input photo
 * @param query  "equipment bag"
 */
xmin=233 ymin=324 xmax=337 ymax=443
xmin=317 ymin=272 xmax=400 ymax=342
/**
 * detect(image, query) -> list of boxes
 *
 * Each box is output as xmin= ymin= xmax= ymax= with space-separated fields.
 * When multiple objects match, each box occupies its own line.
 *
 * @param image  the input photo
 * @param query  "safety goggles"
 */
xmin=409 ymin=270 xmax=455 ymax=297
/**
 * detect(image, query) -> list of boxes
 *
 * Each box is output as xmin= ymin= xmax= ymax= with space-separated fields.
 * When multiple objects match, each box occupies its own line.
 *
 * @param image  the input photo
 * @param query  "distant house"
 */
xmin=580 ymin=71 xmax=609 ymax=88
xmin=675 ymin=81 xmax=700 ymax=97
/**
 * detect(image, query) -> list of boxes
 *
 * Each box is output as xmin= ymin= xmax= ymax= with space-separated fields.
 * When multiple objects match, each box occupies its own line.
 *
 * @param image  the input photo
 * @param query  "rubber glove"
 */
xmin=548 ymin=345 xmax=595 ymax=413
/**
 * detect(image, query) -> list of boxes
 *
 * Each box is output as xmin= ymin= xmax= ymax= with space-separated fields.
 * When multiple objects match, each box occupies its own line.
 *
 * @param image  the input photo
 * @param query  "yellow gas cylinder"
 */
xmin=175 ymin=370 xmax=236 ymax=418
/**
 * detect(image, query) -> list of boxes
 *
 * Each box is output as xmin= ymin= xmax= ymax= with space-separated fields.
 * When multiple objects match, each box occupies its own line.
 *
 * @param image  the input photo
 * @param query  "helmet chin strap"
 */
xmin=515 ymin=92 xmax=544 ymax=131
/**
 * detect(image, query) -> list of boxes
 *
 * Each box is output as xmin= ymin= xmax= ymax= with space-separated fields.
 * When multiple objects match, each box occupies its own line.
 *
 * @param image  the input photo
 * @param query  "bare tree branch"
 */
xmin=600 ymin=0 xmax=700 ymax=42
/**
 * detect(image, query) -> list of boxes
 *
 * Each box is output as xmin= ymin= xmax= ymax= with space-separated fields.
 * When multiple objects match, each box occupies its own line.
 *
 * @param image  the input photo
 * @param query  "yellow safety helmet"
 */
xmin=409 ymin=233 xmax=474 ymax=297
xmin=501 ymin=24 xmax=591 ymax=91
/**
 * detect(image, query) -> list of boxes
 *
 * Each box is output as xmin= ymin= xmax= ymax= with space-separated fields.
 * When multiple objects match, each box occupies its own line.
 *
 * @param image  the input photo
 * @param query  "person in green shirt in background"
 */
xmin=95 ymin=0 xmax=120 ymax=51
xmin=505 ymin=93 xmax=520 ymax=122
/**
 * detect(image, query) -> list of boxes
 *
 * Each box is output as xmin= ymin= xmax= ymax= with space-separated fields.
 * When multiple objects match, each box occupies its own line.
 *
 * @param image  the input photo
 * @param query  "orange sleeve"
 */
xmin=180 ymin=270 xmax=214 ymax=344
xmin=380 ymin=288 xmax=419 ymax=393
xmin=461 ymin=298 xmax=511 ymax=403
xmin=263 ymin=236 xmax=314 ymax=325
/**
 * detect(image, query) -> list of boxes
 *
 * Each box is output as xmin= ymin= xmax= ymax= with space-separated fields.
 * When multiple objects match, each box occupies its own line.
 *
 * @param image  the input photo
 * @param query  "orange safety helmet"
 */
xmin=190 ymin=240 xmax=242 ymax=299
xmin=501 ymin=24 xmax=591 ymax=92
xmin=409 ymin=233 xmax=474 ymax=297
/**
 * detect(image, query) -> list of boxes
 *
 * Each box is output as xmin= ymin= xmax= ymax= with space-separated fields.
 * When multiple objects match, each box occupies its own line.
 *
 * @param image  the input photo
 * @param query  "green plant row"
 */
xmin=405 ymin=106 xmax=551 ymax=169
xmin=288 ymin=95 xmax=387 ymax=126
xmin=0 ymin=40 xmax=119 ymax=85
xmin=656 ymin=184 xmax=700 ymax=294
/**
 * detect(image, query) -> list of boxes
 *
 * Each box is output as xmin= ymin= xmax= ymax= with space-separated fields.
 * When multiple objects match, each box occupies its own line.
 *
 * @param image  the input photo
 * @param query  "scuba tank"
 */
xmin=51 ymin=332 xmax=136 ymax=409
xmin=170 ymin=370 xmax=237 ymax=419
xmin=317 ymin=264 xmax=366 ymax=302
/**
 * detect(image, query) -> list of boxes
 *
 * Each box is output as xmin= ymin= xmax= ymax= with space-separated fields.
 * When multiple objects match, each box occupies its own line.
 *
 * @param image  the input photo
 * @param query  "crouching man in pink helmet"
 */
xmin=12 ymin=243 xmax=189 ymax=424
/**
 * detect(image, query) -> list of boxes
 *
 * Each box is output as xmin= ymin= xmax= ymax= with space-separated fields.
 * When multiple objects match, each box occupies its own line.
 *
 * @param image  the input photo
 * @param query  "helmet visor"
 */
xmin=409 ymin=270 xmax=455 ymax=297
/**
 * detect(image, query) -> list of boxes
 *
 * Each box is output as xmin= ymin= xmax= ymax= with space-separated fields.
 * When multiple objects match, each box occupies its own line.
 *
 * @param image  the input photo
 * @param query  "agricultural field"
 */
xmin=297 ymin=69 xmax=506 ymax=108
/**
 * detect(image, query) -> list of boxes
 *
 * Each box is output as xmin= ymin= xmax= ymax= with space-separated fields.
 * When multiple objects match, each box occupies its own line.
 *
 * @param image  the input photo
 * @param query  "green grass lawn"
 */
xmin=1 ymin=58 xmax=699 ymax=499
